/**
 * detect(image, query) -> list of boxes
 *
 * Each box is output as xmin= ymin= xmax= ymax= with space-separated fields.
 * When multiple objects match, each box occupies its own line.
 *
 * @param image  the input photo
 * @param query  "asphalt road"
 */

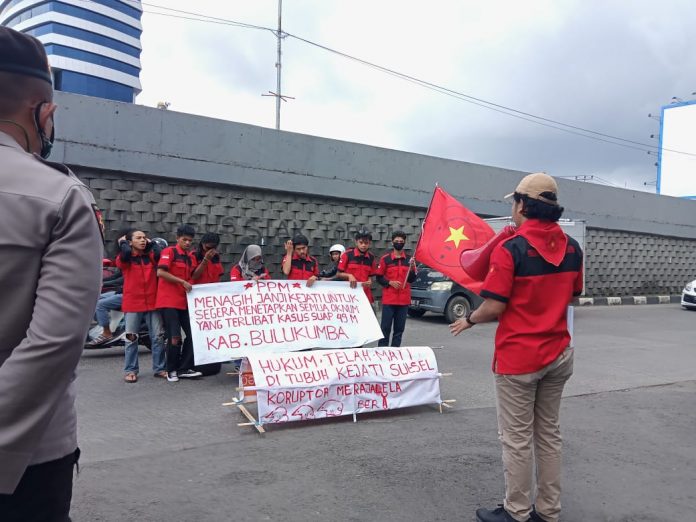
xmin=72 ymin=304 xmax=696 ymax=521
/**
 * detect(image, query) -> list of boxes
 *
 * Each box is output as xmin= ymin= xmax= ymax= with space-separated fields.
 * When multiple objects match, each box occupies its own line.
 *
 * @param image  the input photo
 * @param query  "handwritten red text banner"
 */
xmin=245 ymin=346 xmax=442 ymax=425
xmin=188 ymin=280 xmax=383 ymax=364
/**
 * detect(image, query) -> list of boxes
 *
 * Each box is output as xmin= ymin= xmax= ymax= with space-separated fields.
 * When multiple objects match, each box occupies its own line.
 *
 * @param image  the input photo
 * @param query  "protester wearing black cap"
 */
xmin=282 ymin=233 xmax=320 ymax=286
xmin=0 ymin=27 xmax=103 ymax=520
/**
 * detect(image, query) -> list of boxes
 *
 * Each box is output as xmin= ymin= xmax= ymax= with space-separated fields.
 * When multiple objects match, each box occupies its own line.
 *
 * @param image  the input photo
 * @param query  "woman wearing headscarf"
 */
xmin=230 ymin=244 xmax=271 ymax=281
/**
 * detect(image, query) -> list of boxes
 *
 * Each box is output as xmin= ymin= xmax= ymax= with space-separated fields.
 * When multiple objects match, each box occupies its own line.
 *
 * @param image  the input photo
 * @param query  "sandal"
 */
xmin=124 ymin=373 xmax=138 ymax=383
xmin=153 ymin=371 xmax=168 ymax=379
xmin=86 ymin=334 xmax=113 ymax=347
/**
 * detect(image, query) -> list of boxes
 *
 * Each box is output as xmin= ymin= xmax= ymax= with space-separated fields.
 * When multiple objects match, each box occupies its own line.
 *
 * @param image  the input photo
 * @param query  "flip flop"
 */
xmin=153 ymin=371 xmax=168 ymax=379
xmin=124 ymin=373 xmax=138 ymax=383
xmin=86 ymin=334 xmax=113 ymax=347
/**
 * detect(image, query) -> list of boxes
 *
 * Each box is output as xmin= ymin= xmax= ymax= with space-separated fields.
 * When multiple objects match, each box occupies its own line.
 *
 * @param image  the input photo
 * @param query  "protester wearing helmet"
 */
xmin=336 ymin=228 xmax=377 ymax=302
xmin=319 ymin=243 xmax=346 ymax=280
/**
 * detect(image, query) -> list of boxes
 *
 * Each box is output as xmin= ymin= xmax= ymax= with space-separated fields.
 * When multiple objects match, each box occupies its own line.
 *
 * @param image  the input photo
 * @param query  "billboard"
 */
xmin=657 ymin=100 xmax=696 ymax=198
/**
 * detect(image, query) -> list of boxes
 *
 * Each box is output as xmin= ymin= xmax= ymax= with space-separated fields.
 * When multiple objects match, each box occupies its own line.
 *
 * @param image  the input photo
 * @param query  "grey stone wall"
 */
xmin=54 ymin=92 xmax=696 ymax=241
xmin=81 ymin=169 xmax=426 ymax=280
xmin=585 ymin=229 xmax=696 ymax=297
xmin=81 ymin=168 xmax=696 ymax=297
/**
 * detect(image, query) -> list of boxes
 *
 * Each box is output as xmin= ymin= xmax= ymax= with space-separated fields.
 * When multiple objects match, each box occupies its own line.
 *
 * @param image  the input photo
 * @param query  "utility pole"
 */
xmin=275 ymin=0 xmax=282 ymax=130
xmin=262 ymin=0 xmax=294 ymax=129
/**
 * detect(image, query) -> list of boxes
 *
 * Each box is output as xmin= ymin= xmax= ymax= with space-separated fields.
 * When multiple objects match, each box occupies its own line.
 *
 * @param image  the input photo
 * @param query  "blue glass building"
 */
xmin=0 ymin=0 xmax=142 ymax=103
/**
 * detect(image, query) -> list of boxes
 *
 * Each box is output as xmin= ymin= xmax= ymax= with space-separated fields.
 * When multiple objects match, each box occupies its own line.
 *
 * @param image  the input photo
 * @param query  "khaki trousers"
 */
xmin=494 ymin=347 xmax=574 ymax=522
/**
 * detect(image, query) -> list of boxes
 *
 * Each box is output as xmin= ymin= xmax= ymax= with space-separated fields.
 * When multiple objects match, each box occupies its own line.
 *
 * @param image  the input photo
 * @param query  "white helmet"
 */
xmin=329 ymin=244 xmax=345 ymax=255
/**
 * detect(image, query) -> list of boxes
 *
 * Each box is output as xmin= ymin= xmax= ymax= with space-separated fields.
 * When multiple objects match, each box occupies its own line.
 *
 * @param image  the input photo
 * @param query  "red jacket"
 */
xmin=115 ymin=242 xmax=159 ymax=312
xmin=192 ymin=252 xmax=224 ymax=285
xmin=230 ymin=265 xmax=270 ymax=281
xmin=283 ymin=253 xmax=319 ymax=280
xmin=338 ymin=248 xmax=377 ymax=302
xmin=375 ymin=252 xmax=416 ymax=306
xmin=156 ymin=245 xmax=197 ymax=310
xmin=480 ymin=219 xmax=583 ymax=375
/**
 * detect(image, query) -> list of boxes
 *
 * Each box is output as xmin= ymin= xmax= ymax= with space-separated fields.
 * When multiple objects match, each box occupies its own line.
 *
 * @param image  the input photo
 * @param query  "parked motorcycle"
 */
xmin=84 ymin=246 xmax=220 ymax=376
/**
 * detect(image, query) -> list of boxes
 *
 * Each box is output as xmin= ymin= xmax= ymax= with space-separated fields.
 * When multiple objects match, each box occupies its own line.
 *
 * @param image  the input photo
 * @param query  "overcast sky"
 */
xmin=136 ymin=0 xmax=695 ymax=192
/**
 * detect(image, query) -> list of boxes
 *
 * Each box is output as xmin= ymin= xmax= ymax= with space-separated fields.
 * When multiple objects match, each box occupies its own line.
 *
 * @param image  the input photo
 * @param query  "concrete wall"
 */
xmin=54 ymin=92 xmax=696 ymax=297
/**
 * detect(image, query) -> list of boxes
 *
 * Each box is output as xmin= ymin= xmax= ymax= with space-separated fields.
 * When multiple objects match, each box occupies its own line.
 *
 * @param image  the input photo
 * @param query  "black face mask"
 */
xmin=393 ymin=242 xmax=405 ymax=251
xmin=34 ymin=103 xmax=55 ymax=159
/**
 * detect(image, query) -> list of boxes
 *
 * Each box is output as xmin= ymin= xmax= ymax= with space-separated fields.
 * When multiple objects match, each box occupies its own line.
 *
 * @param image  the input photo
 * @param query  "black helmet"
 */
xmin=355 ymin=227 xmax=372 ymax=241
xmin=151 ymin=237 xmax=168 ymax=251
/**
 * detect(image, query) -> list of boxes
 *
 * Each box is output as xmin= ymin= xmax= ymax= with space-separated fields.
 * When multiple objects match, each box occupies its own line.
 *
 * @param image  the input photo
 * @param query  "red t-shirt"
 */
xmin=375 ymin=252 xmax=415 ymax=306
xmin=192 ymin=254 xmax=224 ymax=285
xmin=230 ymin=265 xmax=271 ymax=281
xmin=338 ymin=248 xmax=377 ymax=303
xmin=115 ymin=250 xmax=158 ymax=312
xmin=156 ymin=245 xmax=197 ymax=310
xmin=283 ymin=253 xmax=319 ymax=280
xmin=480 ymin=221 xmax=583 ymax=375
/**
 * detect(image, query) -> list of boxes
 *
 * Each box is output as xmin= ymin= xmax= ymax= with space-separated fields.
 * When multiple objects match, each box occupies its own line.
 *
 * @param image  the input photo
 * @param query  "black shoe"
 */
xmin=529 ymin=507 xmax=546 ymax=522
xmin=178 ymin=369 xmax=203 ymax=379
xmin=476 ymin=505 xmax=530 ymax=522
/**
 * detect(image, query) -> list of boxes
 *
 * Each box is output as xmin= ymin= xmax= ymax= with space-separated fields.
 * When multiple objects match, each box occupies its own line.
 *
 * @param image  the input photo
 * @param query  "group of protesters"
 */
xmin=89 ymin=223 xmax=418 ymax=383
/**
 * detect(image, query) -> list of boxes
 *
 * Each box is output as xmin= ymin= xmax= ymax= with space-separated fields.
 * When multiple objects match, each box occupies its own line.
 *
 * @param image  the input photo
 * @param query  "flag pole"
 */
xmin=414 ymin=183 xmax=440 ymax=263
xmin=401 ymin=255 xmax=416 ymax=289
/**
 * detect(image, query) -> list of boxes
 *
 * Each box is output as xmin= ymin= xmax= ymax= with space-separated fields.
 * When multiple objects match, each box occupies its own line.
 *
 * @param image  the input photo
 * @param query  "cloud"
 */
xmin=135 ymin=0 xmax=696 ymax=192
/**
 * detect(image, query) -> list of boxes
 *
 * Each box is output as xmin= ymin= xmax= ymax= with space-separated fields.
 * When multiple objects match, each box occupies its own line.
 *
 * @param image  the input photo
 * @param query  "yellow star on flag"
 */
xmin=445 ymin=225 xmax=469 ymax=248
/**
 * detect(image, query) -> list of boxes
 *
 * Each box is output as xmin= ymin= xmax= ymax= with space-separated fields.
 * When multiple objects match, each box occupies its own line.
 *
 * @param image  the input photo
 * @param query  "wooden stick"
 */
xmin=237 ymin=404 xmax=266 ymax=434
xmin=238 ymin=422 xmax=255 ymax=427
xmin=439 ymin=372 xmax=453 ymax=377
xmin=226 ymin=372 xmax=240 ymax=376
xmin=442 ymin=399 xmax=457 ymax=403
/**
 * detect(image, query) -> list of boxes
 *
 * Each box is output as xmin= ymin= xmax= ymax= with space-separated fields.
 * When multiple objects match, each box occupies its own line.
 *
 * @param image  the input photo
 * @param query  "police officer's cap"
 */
xmin=0 ymin=26 xmax=53 ymax=84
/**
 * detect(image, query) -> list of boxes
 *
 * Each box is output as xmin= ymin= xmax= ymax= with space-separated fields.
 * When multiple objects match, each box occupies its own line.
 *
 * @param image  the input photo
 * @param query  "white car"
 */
xmin=681 ymin=279 xmax=696 ymax=310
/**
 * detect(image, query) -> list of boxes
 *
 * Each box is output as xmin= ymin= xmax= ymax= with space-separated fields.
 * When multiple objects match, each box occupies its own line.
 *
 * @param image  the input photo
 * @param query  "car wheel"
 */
xmin=407 ymin=308 xmax=426 ymax=318
xmin=445 ymin=295 xmax=471 ymax=323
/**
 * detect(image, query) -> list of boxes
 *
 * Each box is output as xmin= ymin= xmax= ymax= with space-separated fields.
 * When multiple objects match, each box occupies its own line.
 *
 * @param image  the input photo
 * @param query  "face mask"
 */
xmin=34 ymin=103 xmax=55 ymax=159
xmin=393 ymin=242 xmax=405 ymax=251
xmin=249 ymin=259 xmax=263 ymax=271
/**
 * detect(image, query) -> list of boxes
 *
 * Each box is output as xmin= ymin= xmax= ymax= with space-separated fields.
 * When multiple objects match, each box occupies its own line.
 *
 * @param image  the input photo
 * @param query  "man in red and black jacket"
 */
xmin=336 ymin=227 xmax=377 ymax=303
xmin=375 ymin=231 xmax=417 ymax=347
xmin=116 ymin=229 xmax=165 ymax=382
xmin=450 ymin=173 xmax=583 ymax=522
xmin=192 ymin=232 xmax=224 ymax=285
xmin=282 ymin=234 xmax=319 ymax=286
xmin=156 ymin=225 xmax=209 ymax=382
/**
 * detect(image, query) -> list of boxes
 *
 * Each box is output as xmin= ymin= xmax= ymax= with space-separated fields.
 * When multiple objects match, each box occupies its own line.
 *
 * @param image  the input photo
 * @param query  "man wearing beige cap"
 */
xmin=451 ymin=173 xmax=583 ymax=522
xmin=0 ymin=27 xmax=102 ymax=520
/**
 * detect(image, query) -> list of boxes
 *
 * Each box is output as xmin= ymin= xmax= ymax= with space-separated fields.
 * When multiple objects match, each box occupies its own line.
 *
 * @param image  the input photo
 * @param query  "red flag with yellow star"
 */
xmin=414 ymin=186 xmax=495 ymax=287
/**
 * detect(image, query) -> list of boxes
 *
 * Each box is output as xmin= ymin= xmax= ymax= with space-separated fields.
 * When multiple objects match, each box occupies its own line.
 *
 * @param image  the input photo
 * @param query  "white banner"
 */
xmin=245 ymin=346 xmax=442 ymax=425
xmin=187 ymin=280 xmax=383 ymax=364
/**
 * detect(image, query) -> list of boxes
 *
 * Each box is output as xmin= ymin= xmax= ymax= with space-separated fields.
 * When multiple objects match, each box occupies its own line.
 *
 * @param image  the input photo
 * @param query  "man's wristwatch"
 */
xmin=465 ymin=310 xmax=477 ymax=326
